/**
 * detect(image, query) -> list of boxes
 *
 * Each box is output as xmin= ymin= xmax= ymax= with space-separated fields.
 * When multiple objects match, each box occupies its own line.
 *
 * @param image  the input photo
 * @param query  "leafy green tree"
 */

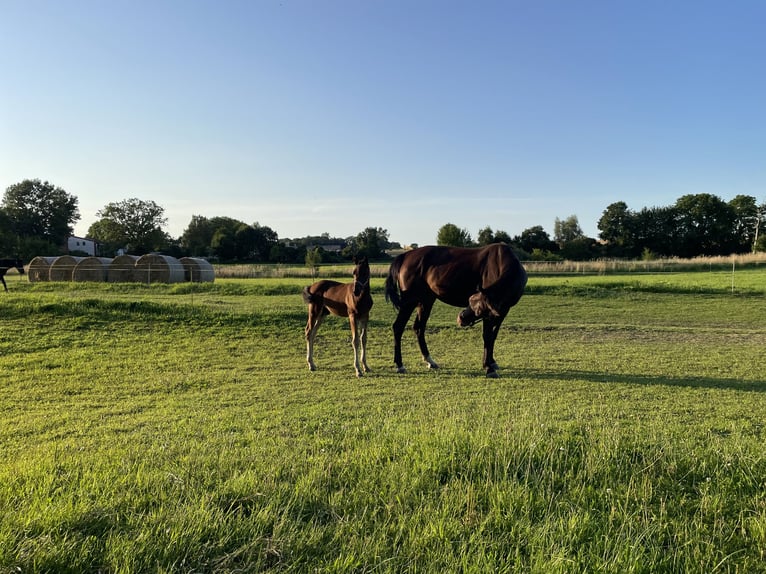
xmin=2 ymin=179 xmax=80 ymax=257
xmin=598 ymin=201 xmax=636 ymax=257
xmin=180 ymin=215 xmax=214 ymax=257
xmin=354 ymin=227 xmax=389 ymax=259
xmin=436 ymin=223 xmax=472 ymax=247
xmin=554 ymin=215 xmax=584 ymax=246
xmin=632 ymin=206 xmax=678 ymax=257
xmin=674 ymin=194 xmax=736 ymax=257
xmin=728 ymin=195 xmax=760 ymax=253
xmin=305 ymin=247 xmax=321 ymax=277
xmin=477 ymin=226 xmax=513 ymax=246
xmin=88 ymin=198 xmax=167 ymax=254
xmin=514 ymin=225 xmax=557 ymax=255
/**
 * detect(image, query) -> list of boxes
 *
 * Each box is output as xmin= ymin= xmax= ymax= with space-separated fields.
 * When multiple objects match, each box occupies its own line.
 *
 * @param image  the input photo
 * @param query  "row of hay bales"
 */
xmin=28 ymin=254 xmax=215 ymax=284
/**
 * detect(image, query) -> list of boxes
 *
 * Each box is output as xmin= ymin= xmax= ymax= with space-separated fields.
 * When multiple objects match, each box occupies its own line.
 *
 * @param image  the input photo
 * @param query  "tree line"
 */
xmin=2 ymin=179 xmax=764 ymax=263
xmin=0 ymin=179 xmax=398 ymax=263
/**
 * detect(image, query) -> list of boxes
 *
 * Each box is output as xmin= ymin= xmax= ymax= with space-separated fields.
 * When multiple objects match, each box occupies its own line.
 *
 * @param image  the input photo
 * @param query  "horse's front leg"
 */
xmin=349 ymin=313 xmax=364 ymax=377
xmin=414 ymin=300 xmax=438 ymax=369
xmin=482 ymin=316 xmax=504 ymax=377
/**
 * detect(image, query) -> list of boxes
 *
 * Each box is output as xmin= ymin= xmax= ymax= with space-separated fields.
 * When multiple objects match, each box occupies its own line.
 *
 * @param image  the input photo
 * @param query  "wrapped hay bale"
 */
xmin=108 ymin=255 xmax=140 ymax=282
xmin=73 ymin=257 xmax=113 ymax=282
xmin=27 ymin=256 xmax=57 ymax=282
xmin=135 ymin=254 xmax=185 ymax=284
xmin=180 ymin=257 xmax=215 ymax=283
xmin=49 ymin=255 xmax=84 ymax=282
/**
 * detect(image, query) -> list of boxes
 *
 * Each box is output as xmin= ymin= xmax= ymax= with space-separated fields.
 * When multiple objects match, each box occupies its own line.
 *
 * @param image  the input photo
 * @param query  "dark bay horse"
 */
xmin=303 ymin=255 xmax=373 ymax=377
xmin=0 ymin=258 xmax=24 ymax=292
xmin=385 ymin=244 xmax=526 ymax=377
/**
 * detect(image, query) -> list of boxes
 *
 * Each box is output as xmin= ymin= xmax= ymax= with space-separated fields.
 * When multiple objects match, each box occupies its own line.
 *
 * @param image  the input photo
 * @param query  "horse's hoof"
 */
xmin=355 ymin=371 xmax=363 ymax=378
xmin=396 ymin=366 xmax=407 ymax=374
xmin=489 ymin=362 xmax=500 ymax=371
xmin=308 ymin=364 xmax=316 ymax=372
xmin=486 ymin=370 xmax=500 ymax=379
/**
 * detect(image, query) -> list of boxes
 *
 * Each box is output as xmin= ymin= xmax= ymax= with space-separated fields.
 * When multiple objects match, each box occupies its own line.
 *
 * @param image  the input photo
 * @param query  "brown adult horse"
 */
xmin=0 ymin=258 xmax=24 ymax=292
xmin=303 ymin=255 xmax=373 ymax=377
xmin=385 ymin=244 xmax=526 ymax=377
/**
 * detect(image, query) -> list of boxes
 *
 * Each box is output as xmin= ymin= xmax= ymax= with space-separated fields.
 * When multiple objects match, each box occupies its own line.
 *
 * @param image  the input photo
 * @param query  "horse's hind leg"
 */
xmin=1 ymin=276 xmax=7 ymax=292
xmin=414 ymin=300 xmax=439 ymax=369
xmin=305 ymin=306 xmax=324 ymax=371
xmin=392 ymin=301 xmax=417 ymax=373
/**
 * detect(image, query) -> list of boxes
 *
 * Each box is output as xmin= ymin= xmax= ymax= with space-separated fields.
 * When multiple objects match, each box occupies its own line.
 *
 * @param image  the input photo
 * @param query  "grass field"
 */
xmin=1 ymin=269 xmax=765 ymax=572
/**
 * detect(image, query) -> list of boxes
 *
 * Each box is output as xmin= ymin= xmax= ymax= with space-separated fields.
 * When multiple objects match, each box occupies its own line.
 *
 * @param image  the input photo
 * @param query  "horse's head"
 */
xmin=457 ymin=289 xmax=499 ymax=327
xmin=352 ymin=255 xmax=370 ymax=297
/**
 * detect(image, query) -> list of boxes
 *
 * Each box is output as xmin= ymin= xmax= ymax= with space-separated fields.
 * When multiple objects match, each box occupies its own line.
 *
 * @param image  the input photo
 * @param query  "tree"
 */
xmin=2 ymin=179 xmax=80 ymax=257
xmin=514 ymin=225 xmax=557 ymax=255
xmin=674 ymin=194 xmax=736 ymax=257
xmin=598 ymin=201 xmax=636 ymax=257
xmin=554 ymin=215 xmax=584 ymax=246
xmin=354 ymin=227 xmax=389 ymax=259
xmin=632 ymin=206 xmax=678 ymax=257
xmin=728 ymin=195 xmax=760 ymax=253
xmin=180 ymin=215 xmax=214 ymax=257
xmin=437 ymin=223 xmax=472 ymax=247
xmin=88 ymin=198 xmax=167 ymax=255
xmin=305 ymin=247 xmax=321 ymax=277
xmin=476 ymin=226 xmax=512 ymax=246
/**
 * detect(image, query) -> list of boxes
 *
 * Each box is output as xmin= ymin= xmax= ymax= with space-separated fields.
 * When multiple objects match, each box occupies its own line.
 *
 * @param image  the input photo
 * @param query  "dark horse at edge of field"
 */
xmin=0 ymin=258 xmax=24 ymax=292
xmin=302 ymin=255 xmax=374 ymax=377
xmin=385 ymin=244 xmax=527 ymax=378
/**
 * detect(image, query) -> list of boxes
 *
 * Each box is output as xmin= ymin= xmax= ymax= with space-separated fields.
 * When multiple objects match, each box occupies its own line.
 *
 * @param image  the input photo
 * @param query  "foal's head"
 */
xmin=352 ymin=255 xmax=370 ymax=297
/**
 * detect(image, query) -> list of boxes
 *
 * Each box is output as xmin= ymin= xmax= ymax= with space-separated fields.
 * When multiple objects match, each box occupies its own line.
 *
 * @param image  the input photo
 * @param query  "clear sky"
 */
xmin=2 ymin=0 xmax=764 ymax=247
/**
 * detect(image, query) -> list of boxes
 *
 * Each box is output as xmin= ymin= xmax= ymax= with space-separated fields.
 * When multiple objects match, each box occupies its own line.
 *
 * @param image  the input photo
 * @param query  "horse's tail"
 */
xmin=302 ymin=286 xmax=315 ymax=304
xmin=384 ymin=255 xmax=404 ymax=310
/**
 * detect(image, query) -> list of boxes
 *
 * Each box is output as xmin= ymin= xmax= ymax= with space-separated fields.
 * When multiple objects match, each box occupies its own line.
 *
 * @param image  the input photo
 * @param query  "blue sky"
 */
xmin=2 ymin=0 xmax=764 ymax=247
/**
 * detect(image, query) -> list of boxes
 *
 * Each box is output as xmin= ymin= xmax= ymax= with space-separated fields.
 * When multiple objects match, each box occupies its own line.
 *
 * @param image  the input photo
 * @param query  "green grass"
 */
xmin=1 ymin=271 xmax=765 ymax=572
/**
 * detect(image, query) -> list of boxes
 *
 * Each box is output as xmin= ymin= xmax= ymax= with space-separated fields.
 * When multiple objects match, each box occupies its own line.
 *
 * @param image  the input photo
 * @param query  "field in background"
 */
xmin=210 ymin=251 xmax=766 ymax=279
xmin=1 ymin=269 xmax=765 ymax=572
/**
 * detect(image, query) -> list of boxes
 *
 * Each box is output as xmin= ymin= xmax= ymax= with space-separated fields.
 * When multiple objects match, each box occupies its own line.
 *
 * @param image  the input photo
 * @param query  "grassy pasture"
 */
xmin=1 ymin=269 xmax=765 ymax=572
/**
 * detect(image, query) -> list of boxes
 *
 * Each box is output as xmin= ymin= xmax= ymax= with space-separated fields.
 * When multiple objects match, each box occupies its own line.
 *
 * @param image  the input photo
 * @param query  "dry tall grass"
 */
xmin=214 ymin=253 xmax=766 ymax=279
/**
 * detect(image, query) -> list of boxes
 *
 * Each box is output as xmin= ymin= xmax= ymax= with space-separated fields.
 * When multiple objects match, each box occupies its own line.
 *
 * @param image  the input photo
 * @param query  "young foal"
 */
xmin=302 ymin=256 xmax=373 ymax=377
xmin=0 ymin=258 xmax=24 ymax=292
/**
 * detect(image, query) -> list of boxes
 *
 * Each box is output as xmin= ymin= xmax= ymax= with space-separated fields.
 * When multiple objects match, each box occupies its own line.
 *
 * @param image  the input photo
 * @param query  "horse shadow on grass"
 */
xmin=515 ymin=368 xmax=766 ymax=393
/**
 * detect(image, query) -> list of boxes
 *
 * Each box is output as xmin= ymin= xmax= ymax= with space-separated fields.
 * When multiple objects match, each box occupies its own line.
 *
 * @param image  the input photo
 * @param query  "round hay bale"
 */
xmin=49 ymin=255 xmax=84 ymax=282
xmin=135 ymin=254 xmax=185 ymax=284
xmin=107 ymin=255 xmax=140 ymax=282
xmin=73 ymin=257 xmax=113 ymax=282
xmin=180 ymin=257 xmax=215 ymax=283
xmin=27 ymin=256 xmax=57 ymax=282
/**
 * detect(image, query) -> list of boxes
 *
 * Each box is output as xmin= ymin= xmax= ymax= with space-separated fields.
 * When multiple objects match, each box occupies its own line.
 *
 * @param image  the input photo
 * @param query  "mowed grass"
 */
xmin=1 ymin=270 xmax=765 ymax=572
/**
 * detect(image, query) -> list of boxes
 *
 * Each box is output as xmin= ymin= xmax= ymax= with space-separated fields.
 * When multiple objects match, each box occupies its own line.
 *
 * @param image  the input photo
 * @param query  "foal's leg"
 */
xmin=349 ymin=312 xmax=364 ymax=377
xmin=413 ymin=300 xmax=438 ymax=369
xmin=305 ymin=306 xmax=324 ymax=371
xmin=359 ymin=313 xmax=371 ymax=373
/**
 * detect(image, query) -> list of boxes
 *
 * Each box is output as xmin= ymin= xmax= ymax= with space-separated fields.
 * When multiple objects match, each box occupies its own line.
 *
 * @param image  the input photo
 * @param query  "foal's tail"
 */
xmin=302 ymin=286 xmax=315 ymax=304
xmin=384 ymin=255 xmax=404 ymax=310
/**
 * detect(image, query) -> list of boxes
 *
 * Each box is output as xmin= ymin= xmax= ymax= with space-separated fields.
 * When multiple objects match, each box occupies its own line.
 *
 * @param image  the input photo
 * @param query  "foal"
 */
xmin=0 ymin=258 xmax=24 ymax=292
xmin=303 ymin=255 xmax=373 ymax=377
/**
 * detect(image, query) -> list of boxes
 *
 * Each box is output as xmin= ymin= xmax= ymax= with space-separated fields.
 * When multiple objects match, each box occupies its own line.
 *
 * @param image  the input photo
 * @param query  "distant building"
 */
xmin=67 ymin=236 xmax=97 ymax=256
